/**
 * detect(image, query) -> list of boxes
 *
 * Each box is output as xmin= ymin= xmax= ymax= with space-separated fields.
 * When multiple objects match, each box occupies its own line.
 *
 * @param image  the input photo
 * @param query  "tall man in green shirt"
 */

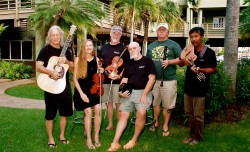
xmin=147 ymin=23 xmax=182 ymax=136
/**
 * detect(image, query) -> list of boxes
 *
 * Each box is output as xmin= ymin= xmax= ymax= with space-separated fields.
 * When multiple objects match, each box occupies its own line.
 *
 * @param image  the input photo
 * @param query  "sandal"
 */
xmin=48 ymin=143 xmax=57 ymax=148
xmin=162 ymin=130 xmax=170 ymax=137
xmin=123 ymin=140 xmax=137 ymax=150
xmin=86 ymin=144 xmax=95 ymax=150
xmin=60 ymin=138 xmax=69 ymax=144
xmin=189 ymin=139 xmax=199 ymax=145
xmin=149 ymin=124 xmax=160 ymax=132
xmin=182 ymin=137 xmax=193 ymax=144
xmin=95 ymin=142 xmax=101 ymax=148
xmin=107 ymin=143 xmax=121 ymax=152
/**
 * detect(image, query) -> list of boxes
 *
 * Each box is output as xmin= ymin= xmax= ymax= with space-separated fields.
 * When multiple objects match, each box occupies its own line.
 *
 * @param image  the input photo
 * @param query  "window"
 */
xmin=213 ymin=17 xmax=225 ymax=29
xmin=0 ymin=40 xmax=33 ymax=61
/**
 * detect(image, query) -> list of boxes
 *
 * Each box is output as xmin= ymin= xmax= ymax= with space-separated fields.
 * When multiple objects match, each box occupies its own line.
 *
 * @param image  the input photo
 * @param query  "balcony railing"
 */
xmin=0 ymin=0 xmax=35 ymax=11
xmin=0 ymin=1 xmax=226 ymax=38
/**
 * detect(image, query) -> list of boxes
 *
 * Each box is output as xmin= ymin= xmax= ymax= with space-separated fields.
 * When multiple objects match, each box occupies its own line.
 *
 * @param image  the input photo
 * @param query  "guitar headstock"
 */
xmin=69 ymin=25 xmax=77 ymax=36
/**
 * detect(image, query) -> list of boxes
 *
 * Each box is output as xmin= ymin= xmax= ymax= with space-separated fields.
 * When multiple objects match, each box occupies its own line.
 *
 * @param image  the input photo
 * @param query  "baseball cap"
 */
xmin=110 ymin=25 xmax=122 ymax=35
xmin=156 ymin=23 xmax=169 ymax=31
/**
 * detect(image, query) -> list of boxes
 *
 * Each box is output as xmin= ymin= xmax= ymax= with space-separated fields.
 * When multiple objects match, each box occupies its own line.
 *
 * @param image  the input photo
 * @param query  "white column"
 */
xmin=198 ymin=9 xmax=203 ymax=27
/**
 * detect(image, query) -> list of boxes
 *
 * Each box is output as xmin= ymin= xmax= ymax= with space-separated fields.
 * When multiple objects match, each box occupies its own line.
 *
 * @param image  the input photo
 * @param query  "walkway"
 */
xmin=0 ymin=78 xmax=45 ymax=109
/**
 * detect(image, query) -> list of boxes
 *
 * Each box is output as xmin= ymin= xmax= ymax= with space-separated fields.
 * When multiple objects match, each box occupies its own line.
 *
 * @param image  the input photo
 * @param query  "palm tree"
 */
xmin=0 ymin=23 xmax=8 ymax=36
xmin=111 ymin=0 xmax=183 ymax=54
xmin=111 ymin=0 xmax=157 ymax=43
xmin=239 ymin=0 xmax=250 ymax=39
xmin=28 ymin=0 xmax=105 ymax=43
xmin=224 ymin=0 xmax=240 ymax=99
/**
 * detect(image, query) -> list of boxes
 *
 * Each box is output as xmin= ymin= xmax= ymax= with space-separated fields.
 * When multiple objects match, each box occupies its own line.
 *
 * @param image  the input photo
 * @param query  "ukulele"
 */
xmin=37 ymin=25 xmax=77 ymax=94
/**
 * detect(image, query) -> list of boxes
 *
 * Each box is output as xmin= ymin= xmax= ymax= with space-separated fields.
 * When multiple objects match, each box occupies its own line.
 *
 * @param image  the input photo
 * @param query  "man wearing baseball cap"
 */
xmin=98 ymin=25 xmax=130 ymax=131
xmin=146 ymin=23 xmax=182 ymax=137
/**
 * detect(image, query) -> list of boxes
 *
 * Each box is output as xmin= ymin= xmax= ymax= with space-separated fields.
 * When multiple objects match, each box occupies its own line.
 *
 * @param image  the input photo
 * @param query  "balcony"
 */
xmin=0 ymin=0 xmax=144 ymax=36
xmin=148 ymin=22 xmax=226 ymax=38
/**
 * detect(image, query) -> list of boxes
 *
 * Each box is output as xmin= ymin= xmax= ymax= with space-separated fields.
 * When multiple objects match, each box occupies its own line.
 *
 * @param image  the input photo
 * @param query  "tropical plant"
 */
xmin=239 ymin=0 xmax=250 ymax=39
xmin=111 ymin=0 xmax=183 ymax=54
xmin=0 ymin=23 xmax=8 ymax=36
xmin=111 ymin=0 xmax=157 ymax=43
xmin=28 ymin=0 xmax=105 ymax=43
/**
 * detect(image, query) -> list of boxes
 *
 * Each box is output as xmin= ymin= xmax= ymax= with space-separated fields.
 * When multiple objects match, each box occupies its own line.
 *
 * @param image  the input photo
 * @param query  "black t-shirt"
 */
xmin=123 ymin=56 xmax=156 ymax=89
xmin=36 ymin=44 xmax=73 ymax=99
xmin=98 ymin=42 xmax=130 ymax=84
xmin=184 ymin=47 xmax=217 ymax=97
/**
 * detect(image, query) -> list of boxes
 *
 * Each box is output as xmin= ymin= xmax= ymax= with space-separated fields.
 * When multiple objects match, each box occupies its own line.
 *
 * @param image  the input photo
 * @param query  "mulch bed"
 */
xmin=208 ymin=103 xmax=250 ymax=123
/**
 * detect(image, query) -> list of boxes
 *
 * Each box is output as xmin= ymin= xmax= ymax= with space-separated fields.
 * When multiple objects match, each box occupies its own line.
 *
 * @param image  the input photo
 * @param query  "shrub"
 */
xmin=236 ymin=58 xmax=250 ymax=105
xmin=0 ymin=61 xmax=33 ymax=80
xmin=173 ymin=63 xmax=231 ymax=123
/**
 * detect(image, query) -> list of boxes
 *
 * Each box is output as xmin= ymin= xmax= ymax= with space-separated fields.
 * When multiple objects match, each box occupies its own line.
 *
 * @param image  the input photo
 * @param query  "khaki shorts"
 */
xmin=152 ymin=80 xmax=177 ymax=109
xmin=102 ymin=84 xmax=120 ymax=103
xmin=120 ymin=90 xmax=153 ymax=112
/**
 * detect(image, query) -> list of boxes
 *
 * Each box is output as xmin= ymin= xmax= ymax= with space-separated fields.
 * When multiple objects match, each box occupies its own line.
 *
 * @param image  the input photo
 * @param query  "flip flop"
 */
xmin=95 ymin=142 xmax=101 ymax=148
xmin=107 ymin=143 xmax=121 ymax=152
xmin=123 ymin=140 xmax=137 ymax=150
xmin=48 ymin=143 xmax=57 ymax=148
xmin=149 ymin=124 xmax=160 ymax=132
xmin=60 ymin=139 xmax=69 ymax=144
xmin=162 ymin=130 xmax=170 ymax=137
xmin=86 ymin=144 xmax=95 ymax=150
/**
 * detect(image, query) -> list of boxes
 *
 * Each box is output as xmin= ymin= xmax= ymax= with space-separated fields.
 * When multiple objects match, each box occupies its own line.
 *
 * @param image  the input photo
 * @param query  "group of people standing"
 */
xmin=36 ymin=23 xmax=217 ymax=150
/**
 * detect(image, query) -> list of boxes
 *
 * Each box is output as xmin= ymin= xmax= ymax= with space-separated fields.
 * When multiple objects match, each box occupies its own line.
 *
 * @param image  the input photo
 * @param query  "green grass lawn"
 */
xmin=0 ymin=107 xmax=250 ymax=152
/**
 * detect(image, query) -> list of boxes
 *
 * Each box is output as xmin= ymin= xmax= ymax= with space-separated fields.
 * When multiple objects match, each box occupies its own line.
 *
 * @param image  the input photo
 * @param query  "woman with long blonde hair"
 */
xmin=73 ymin=39 xmax=102 ymax=149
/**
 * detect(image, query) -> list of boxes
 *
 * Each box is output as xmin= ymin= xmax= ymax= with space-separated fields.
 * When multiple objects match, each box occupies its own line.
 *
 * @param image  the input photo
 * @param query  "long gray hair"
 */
xmin=46 ymin=25 xmax=64 ymax=47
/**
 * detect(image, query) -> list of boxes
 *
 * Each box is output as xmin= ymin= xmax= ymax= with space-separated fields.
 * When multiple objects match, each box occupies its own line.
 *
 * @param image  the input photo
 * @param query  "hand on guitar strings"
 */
xmin=80 ymin=92 xmax=90 ymax=103
xmin=50 ymin=71 xmax=60 ymax=80
xmin=161 ymin=59 xmax=169 ymax=68
xmin=190 ymin=65 xmax=200 ymax=74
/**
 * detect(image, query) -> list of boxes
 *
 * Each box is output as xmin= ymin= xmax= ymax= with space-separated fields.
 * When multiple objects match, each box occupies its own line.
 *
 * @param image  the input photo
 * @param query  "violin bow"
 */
xmin=95 ymin=50 xmax=102 ymax=116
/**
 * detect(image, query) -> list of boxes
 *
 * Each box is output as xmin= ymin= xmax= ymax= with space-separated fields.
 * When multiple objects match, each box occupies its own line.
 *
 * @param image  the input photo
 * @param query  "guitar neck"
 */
xmin=60 ymin=35 xmax=72 ymax=57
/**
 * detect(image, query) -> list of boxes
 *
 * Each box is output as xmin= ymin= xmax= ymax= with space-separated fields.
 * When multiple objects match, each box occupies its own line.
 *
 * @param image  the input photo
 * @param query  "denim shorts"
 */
xmin=120 ymin=90 xmax=153 ymax=112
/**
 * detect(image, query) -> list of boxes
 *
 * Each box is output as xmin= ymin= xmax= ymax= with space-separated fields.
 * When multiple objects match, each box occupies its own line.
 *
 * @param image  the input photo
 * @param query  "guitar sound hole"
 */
xmin=54 ymin=65 xmax=65 ymax=79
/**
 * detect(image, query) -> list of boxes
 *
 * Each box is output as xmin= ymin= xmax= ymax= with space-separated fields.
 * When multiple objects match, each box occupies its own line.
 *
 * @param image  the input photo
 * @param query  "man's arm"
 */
xmin=140 ymin=74 xmax=156 ymax=105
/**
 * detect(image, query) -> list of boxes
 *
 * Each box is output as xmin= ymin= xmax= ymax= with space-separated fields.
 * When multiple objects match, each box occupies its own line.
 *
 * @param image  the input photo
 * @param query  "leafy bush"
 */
xmin=173 ymin=63 xmax=231 ymax=123
xmin=0 ymin=61 xmax=33 ymax=79
xmin=206 ymin=63 xmax=231 ymax=114
xmin=173 ymin=60 xmax=250 ymax=123
xmin=236 ymin=58 xmax=250 ymax=105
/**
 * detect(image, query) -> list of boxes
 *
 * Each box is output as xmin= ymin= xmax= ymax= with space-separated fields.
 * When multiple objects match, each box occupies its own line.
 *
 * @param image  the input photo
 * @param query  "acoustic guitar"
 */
xmin=37 ymin=25 xmax=77 ymax=94
xmin=181 ymin=44 xmax=206 ymax=81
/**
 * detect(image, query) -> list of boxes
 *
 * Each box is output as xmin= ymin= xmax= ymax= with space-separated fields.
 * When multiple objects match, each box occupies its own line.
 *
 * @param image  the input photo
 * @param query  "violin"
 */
xmin=90 ymin=72 xmax=104 ymax=96
xmin=90 ymin=60 xmax=105 ymax=96
xmin=104 ymin=47 xmax=127 ymax=78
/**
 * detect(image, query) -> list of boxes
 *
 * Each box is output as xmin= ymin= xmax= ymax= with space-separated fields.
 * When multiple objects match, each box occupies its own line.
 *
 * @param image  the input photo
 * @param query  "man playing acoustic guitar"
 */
xmin=36 ymin=25 xmax=74 ymax=148
xmin=180 ymin=27 xmax=217 ymax=145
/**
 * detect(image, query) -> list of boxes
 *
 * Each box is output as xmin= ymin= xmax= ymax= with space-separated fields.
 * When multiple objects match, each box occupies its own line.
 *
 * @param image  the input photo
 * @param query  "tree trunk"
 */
xmin=142 ymin=19 xmax=149 ymax=56
xmin=223 ymin=0 xmax=240 ymax=99
xmin=130 ymin=9 xmax=135 ymax=43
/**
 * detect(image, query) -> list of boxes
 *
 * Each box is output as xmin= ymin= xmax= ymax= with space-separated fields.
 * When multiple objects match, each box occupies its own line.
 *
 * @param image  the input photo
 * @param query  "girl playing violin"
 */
xmin=73 ymin=39 xmax=102 ymax=149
